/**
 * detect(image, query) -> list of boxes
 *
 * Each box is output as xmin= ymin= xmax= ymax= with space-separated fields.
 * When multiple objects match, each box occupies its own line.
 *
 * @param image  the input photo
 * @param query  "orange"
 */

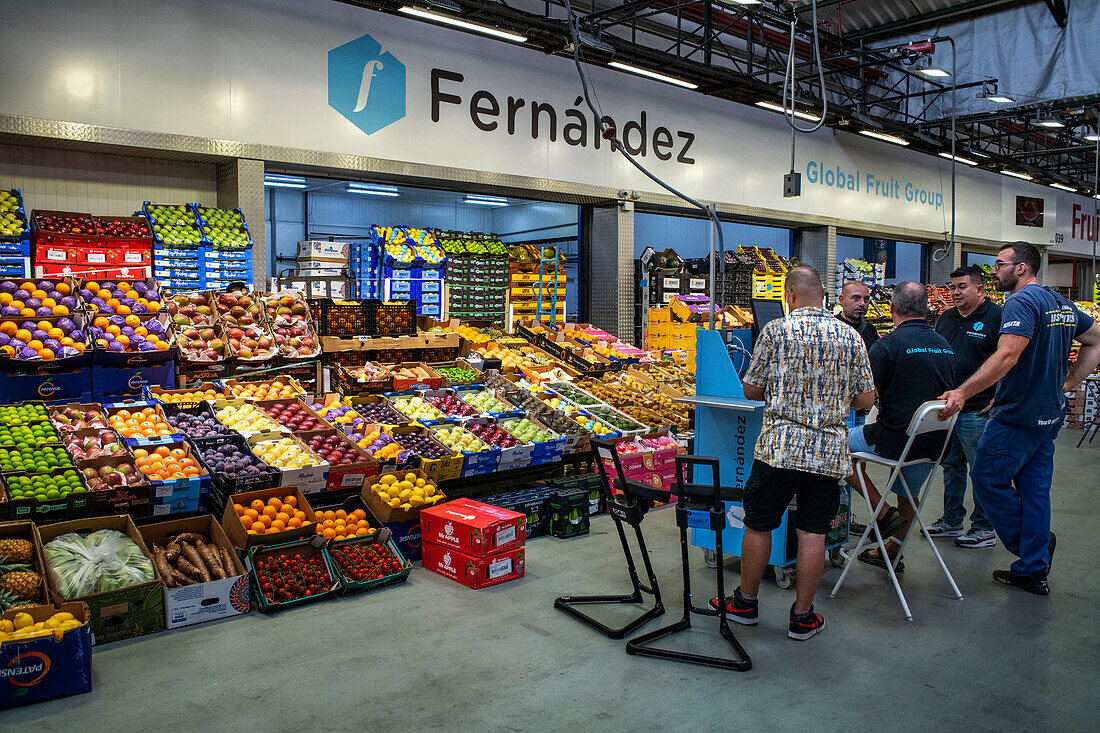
xmin=154 ymin=446 xmax=170 ymax=457
xmin=356 ymin=519 xmax=370 ymax=530
xmin=116 ymin=304 xmax=131 ymax=315
xmin=250 ymin=499 xmax=265 ymax=512
xmin=41 ymin=298 xmax=56 ymax=308
xmin=30 ymin=289 xmax=46 ymax=300
xmin=246 ymin=528 xmax=258 ymax=535
xmin=155 ymin=340 xmax=168 ymax=351
xmin=240 ymin=515 xmax=253 ymax=529
xmin=47 ymin=328 xmax=64 ymax=340
xmin=84 ymin=282 xmax=99 ymax=293
xmin=269 ymin=520 xmax=285 ymax=531
xmin=93 ymin=316 xmax=109 ymax=329
xmin=282 ymin=495 xmax=297 ymax=509
xmin=335 ymin=509 xmax=347 ymax=521
xmin=118 ymin=282 xmax=131 ymax=292
xmin=116 ymin=409 xmax=132 ymax=419
xmin=355 ymin=527 xmax=371 ymax=536
xmin=106 ymin=298 xmax=120 ymax=309
xmin=39 ymin=349 xmax=54 ymax=361
xmin=20 ymin=308 xmax=35 ymax=317
xmin=56 ymin=282 xmax=70 ymax=295
xmin=183 ymin=467 xmax=200 ymax=477
xmin=287 ymin=518 xmax=302 ymax=528
xmin=14 ymin=329 xmax=31 ymax=343
xmin=72 ymin=342 xmax=85 ymax=353
xmin=60 ymin=336 xmax=74 ymax=347
xmin=106 ymin=325 xmax=121 ymax=337
xmin=234 ymin=503 xmax=246 ymax=516
xmin=26 ymin=340 xmax=43 ymax=352
xmin=0 ymin=322 xmax=15 ymax=337
xmin=351 ymin=509 xmax=366 ymax=521
xmin=51 ymin=305 xmax=69 ymax=316
xmin=170 ymin=448 xmax=186 ymax=458
xmin=116 ymin=335 xmax=130 ymax=347
xmin=267 ymin=497 xmax=283 ymax=511
xmin=19 ymin=282 xmax=35 ymax=293
xmin=323 ymin=510 xmax=336 ymax=521
xmin=321 ymin=519 xmax=335 ymax=530
xmin=275 ymin=512 xmax=290 ymax=524
xmin=322 ymin=528 xmax=336 ymax=539
xmin=262 ymin=505 xmax=277 ymax=519
xmin=0 ymin=293 xmax=10 ymax=306
xmin=244 ymin=508 xmax=259 ymax=522
xmin=256 ymin=514 xmax=271 ymax=527
xmin=294 ymin=511 xmax=306 ymax=522
xmin=135 ymin=326 xmax=147 ymax=337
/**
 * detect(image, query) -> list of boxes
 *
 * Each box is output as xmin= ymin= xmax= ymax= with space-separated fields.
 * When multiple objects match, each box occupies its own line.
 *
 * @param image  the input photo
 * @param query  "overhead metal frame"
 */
xmin=337 ymin=0 xmax=1098 ymax=193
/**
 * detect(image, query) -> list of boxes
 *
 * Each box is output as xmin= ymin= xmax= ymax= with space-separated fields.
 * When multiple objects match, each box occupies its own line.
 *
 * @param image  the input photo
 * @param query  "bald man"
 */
xmin=711 ymin=265 xmax=874 ymax=640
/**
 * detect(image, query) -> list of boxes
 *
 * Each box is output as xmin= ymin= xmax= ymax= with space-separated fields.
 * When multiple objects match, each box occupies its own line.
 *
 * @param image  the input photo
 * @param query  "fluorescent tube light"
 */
xmin=859 ymin=130 xmax=910 ymax=146
xmin=608 ymin=61 xmax=698 ymax=89
xmin=346 ymin=183 xmax=400 ymax=197
xmin=984 ymin=95 xmax=1015 ymax=103
xmin=1083 ymin=133 xmax=1100 ymax=142
xmin=1050 ymin=183 xmax=1077 ymax=192
xmin=916 ymin=67 xmax=950 ymax=78
xmin=464 ymin=194 xmax=509 ymax=206
xmin=755 ymin=101 xmax=821 ymax=122
xmin=1035 ymin=119 xmax=1065 ymax=129
xmin=969 ymin=150 xmax=990 ymax=158
xmin=938 ymin=152 xmax=978 ymax=166
xmin=1000 ymin=170 xmax=1033 ymax=180
xmin=398 ymin=7 xmax=527 ymax=43
xmin=264 ymin=174 xmax=306 ymax=189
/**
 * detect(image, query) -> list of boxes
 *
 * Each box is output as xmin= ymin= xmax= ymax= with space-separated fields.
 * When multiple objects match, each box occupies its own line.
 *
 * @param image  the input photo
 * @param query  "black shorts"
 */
xmin=742 ymin=461 xmax=840 ymax=535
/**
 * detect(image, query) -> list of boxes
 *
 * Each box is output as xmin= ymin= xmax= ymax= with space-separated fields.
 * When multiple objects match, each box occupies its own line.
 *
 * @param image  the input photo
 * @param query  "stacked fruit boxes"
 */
xmin=438 ymin=231 xmax=509 ymax=323
xmin=32 ymin=209 xmax=153 ymax=281
xmin=509 ymin=245 xmax=566 ymax=324
xmin=145 ymin=202 xmax=205 ymax=292
xmin=0 ymin=189 xmax=31 ymax=278
xmin=197 ymin=206 xmax=253 ymax=290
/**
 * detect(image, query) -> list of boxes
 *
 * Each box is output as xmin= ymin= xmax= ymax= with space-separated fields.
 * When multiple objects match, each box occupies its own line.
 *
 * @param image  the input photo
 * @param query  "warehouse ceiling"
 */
xmin=338 ymin=0 xmax=1097 ymax=194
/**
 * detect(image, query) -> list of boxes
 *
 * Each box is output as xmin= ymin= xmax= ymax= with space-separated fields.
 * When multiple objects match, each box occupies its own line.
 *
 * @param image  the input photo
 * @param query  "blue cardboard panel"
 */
xmin=91 ymin=362 xmax=175 ymax=397
xmin=0 ymin=368 xmax=93 ymax=402
xmin=0 ymin=604 xmax=93 ymax=708
xmin=384 ymin=518 xmax=423 ymax=562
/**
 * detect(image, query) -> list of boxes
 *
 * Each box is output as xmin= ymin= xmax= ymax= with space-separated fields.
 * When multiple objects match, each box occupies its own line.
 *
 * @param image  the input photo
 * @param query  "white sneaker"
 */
xmin=954 ymin=527 xmax=997 ymax=548
xmin=924 ymin=518 xmax=964 ymax=538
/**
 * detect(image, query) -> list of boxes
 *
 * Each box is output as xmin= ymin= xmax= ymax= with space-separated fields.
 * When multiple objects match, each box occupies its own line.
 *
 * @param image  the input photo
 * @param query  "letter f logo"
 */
xmin=329 ymin=33 xmax=406 ymax=135
xmin=353 ymin=59 xmax=385 ymax=112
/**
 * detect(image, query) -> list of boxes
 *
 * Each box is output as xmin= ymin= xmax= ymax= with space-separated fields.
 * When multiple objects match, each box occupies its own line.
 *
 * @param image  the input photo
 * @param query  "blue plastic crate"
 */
xmin=386 ymin=279 xmax=412 ymax=295
xmin=0 ymin=255 xmax=30 ymax=277
xmin=0 ymin=239 xmax=31 ymax=256
xmin=417 ymin=303 xmax=442 ymax=317
xmin=155 ymin=266 xmax=204 ymax=280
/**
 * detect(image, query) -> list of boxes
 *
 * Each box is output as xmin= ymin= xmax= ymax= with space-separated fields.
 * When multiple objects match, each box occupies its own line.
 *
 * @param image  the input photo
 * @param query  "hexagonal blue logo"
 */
xmin=328 ymin=33 xmax=406 ymax=135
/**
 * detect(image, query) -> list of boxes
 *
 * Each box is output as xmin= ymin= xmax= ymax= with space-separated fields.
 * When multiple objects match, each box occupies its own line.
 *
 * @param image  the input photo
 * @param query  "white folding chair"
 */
xmin=830 ymin=400 xmax=962 ymax=621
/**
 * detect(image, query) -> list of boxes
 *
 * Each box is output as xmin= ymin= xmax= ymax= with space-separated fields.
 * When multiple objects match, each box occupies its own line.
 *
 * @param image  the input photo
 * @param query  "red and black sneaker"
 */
xmin=708 ymin=586 xmax=759 ymax=625
xmin=788 ymin=604 xmax=826 ymax=640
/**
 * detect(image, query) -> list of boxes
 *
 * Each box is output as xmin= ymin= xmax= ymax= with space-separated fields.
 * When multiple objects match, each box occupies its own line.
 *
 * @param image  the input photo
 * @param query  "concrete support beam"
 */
xmin=588 ymin=204 xmax=634 ymax=339
xmin=217 ymin=159 xmax=266 ymax=287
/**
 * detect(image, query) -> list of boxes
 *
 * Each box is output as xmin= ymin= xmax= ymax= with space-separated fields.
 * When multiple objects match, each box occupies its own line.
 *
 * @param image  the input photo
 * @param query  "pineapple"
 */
xmin=0 ymin=539 xmax=33 ymax=563
xmin=0 ymin=563 xmax=40 ymax=612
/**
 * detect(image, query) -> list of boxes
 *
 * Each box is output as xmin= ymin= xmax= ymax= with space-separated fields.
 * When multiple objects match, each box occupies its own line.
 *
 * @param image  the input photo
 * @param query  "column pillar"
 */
xmin=927 ymin=239 xmax=961 ymax=286
xmin=797 ymin=225 xmax=836 ymax=304
xmin=216 ymin=159 xmax=266 ymax=287
xmin=588 ymin=204 xmax=634 ymax=339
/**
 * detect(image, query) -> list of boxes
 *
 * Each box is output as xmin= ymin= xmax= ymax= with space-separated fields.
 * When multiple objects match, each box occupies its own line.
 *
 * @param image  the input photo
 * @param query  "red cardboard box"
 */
xmin=422 ymin=542 xmax=525 ymax=589
xmin=419 ymin=498 xmax=526 ymax=557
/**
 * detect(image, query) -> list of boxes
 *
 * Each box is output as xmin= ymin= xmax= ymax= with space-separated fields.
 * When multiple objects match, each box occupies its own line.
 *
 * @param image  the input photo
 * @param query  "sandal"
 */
xmin=858 ymin=547 xmax=905 ymax=572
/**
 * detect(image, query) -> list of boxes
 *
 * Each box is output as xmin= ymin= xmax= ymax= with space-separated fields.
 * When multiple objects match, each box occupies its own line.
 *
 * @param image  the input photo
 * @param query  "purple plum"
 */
xmin=70 ymin=329 xmax=84 ymax=342
xmin=60 ymin=296 xmax=77 ymax=309
xmin=79 ymin=289 xmax=93 ymax=301
xmin=133 ymin=281 xmax=148 ymax=293
xmin=108 ymin=315 xmax=126 ymax=327
xmin=17 ymin=346 xmax=38 ymax=360
xmin=137 ymin=341 xmax=158 ymax=352
xmin=36 ymin=280 xmax=53 ymax=291
xmin=57 ymin=317 xmax=75 ymax=332
xmin=121 ymin=297 xmax=136 ymax=308
xmin=13 ymin=290 xmax=29 ymax=302
xmin=0 ymin=334 xmax=9 ymax=347
xmin=31 ymin=329 xmax=47 ymax=342
xmin=132 ymin=303 xmax=148 ymax=314
xmin=121 ymin=326 xmax=134 ymax=337
xmin=98 ymin=304 xmax=114 ymax=314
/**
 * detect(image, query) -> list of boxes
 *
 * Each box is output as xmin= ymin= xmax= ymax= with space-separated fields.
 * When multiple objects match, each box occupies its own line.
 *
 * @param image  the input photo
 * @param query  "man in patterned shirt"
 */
xmin=711 ymin=266 xmax=875 ymax=640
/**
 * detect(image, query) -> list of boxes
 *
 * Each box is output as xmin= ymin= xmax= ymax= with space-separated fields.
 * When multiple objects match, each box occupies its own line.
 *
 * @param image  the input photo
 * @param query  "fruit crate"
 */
xmin=247 ymin=536 xmax=339 ymax=613
xmin=31 ymin=210 xmax=102 ymax=248
xmin=0 ymin=188 xmax=31 ymax=243
xmin=550 ymin=488 xmax=591 ymax=538
xmin=159 ymin=399 xmax=231 ymax=435
xmin=194 ymin=206 xmax=253 ymax=249
xmin=1 ymin=467 xmax=92 ymax=523
xmin=420 ymin=345 xmax=460 ymax=363
xmin=326 ymin=528 xmax=412 ymax=596
xmin=372 ymin=300 xmax=417 ymax=338
xmin=323 ymin=349 xmax=386 ymax=369
xmin=334 ymin=364 xmax=394 ymax=396
xmin=314 ymin=299 xmax=373 ymax=337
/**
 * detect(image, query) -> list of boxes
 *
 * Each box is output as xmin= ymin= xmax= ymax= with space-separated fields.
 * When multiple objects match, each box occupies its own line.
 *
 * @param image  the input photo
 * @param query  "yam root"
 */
xmin=180 ymin=543 xmax=211 ymax=582
xmin=196 ymin=540 xmax=226 ymax=580
xmin=165 ymin=541 xmax=181 ymax=562
xmin=153 ymin=546 xmax=176 ymax=588
xmin=176 ymin=554 xmax=204 ymax=580
xmin=221 ymin=546 xmax=238 ymax=575
xmin=171 ymin=532 xmax=208 ymax=545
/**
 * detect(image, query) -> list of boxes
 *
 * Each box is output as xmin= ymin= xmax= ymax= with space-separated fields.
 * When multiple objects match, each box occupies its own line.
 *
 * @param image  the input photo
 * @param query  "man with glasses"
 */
xmin=940 ymin=242 xmax=1100 ymax=595
xmin=926 ymin=265 xmax=1000 ymax=548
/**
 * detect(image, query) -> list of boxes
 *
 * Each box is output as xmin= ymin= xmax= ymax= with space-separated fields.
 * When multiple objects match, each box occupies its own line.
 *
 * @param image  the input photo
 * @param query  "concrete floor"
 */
xmin=9 ymin=432 xmax=1100 ymax=731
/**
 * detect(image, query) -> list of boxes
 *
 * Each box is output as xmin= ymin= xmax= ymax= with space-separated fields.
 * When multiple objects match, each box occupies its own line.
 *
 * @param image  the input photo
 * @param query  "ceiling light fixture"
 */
xmin=915 ymin=66 xmax=951 ymax=78
xmin=464 ymin=194 xmax=509 ymax=206
xmin=398 ymin=7 xmax=528 ymax=43
xmin=608 ymin=61 xmax=698 ymax=89
xmin=1000 ymin=170 xmax=1033 ymax=181
xmin=1084 ymin=133 xmax=1100 ymax=142
xmin=346 ymin=183 xmax=400 ymax=197
xmin=858 ymin=130 xmax=910 ymax=146
xmin=264 ymin=174 xmax=307 ymax=189
xmin=978 ymin=82 xmax=1014 ymax=104
xmin=1050 ymin=183 xmax=1077 ymax=192
xmin=1034 ymin=111 xmax=1065 ymax=128
xmin=938 ymin=152 xmax=978 ymax=166
xmin=755 ymin=101 xmax=821 ymax=122
xmin=968 ymin=150 xmax=990 ymax=158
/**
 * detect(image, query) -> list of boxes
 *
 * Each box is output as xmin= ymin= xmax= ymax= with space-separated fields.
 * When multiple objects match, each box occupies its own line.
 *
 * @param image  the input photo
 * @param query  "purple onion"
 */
xmin=70 ymin=329 xmax=84 ymax=342
xmin=0 ymin=334 xmax=9 ymax=347
xmin=108 ymin=315 xmax=126 ymax=327
xmin=121 ymin=297 xmax=136 ymax=308
xmin=137 ymin=341 xmax=158 ymax=352
xmin=10 ymin=338 xmax=25 ymax=350
xmin=108 ymin=341 xmax=124 ymax=352
xmin=17 ymin=346 xmax=38 ymax=360
xmin=132 ymin=303 xmax=148 ymax=314
xmin=101 ymin=281 xmax=116 ymax=291
xmin=91 ymin=296 xmax=105 ymax=307
xmin=79 ymin=289 xmax=93 ymax=301
xmin=133 ymin=281 xmax=149 ymax=293
xmin=36 ymin=280 xmax=53 ymax=291
xmin=46 ymin=290 xmax=61 ymax=301
xmin=121 ymin=326 xmax=135 ymax=337
xmin=31 ymin=329 xmax=47 ymax=342
xmin=60 ymin=296 xmax=77 ymax=309
xmin=2 ymin=306 xmax=22 ymax=317
xmin=98 ymin=304 xmax=114 ymax=314
xmin=145 ymin=289 xmax=159 ymax=300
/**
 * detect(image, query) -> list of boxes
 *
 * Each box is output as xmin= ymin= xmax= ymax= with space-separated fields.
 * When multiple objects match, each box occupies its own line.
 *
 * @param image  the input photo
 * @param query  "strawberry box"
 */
xmin=422 ymin=542 xmax=525 ymax=589
xmin=419 ymin=497 xmax=526 ymax=557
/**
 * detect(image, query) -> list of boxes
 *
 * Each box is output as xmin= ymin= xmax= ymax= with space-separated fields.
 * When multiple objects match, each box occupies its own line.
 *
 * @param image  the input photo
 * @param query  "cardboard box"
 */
xmin=0 ymin=521 xmax=51 ymax=607
xmin=419 ymin=498 xmax=526 ymax=557
xmin=382 ymin=516 xmax=423 ymax=562
xmin=361 ymin=469 xmax=445 ymax=524
xmin=221 ymin=486 xmax=318 ymax=549
xmin=296 ymin=240 xmax=350 ymax=262
xmin=422 ymin=542 xmax=525 ymax=589
xmin=139 ymin=515 xmax=249 ymax=629
xmin=246 ymin=432 xmax=328 ymax=494
xmin=36 ymin=515 xmax=165 ymax=645
xmin=0 ymin=602 xmax=92 ymax=708
xmin=297 ymin=428 xmax=379 ymax=492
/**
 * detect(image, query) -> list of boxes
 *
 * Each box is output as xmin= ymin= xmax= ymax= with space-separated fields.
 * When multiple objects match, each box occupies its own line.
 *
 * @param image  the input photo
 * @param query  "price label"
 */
xmin=488 ymin=557 xmax=513 ymax=580
xmin=87 ymin=252 xmax=106 ymax=263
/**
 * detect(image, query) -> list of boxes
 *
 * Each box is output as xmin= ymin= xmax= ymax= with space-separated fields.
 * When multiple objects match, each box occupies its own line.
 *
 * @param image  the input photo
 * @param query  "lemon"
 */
xmin=400 ymin=502 xmax=412 ymax=510
xmin=389 ymin=498 xmax=402 ymax=508
xmin=415 ymin=478 xmax=426 ymax=487
xmin=398 ymin=488 xmax=412 ymax=500
xmin=404 ymin=472 xmax=417 ymax=483
xmin=44 ymin=618 xmax=64 ymax=630
xmin=51 ymin=612 xmax=74 ymax=622
xmin=59 ymin=619 xmax=82 ymax=630
xmin=0 ymin=631 xmax=10 ymax=642
xmin=13 ymin=612 xmax=33 ymax=630
xmin=378 ymin=492 xmax=391 ymax=502
xmin=408 ymin=495 xmax=424 ymax=507
xmin=425 ymin=485 xmax=437 ymax=497
xmin=380 ymin=475 xmax=396 ymax=485
xmin=0 ymin=619 xmax=13 ymax=633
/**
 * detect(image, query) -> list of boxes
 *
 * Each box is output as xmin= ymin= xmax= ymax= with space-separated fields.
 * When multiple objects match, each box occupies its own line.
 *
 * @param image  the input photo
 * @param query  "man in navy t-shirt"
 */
xmin=940 ymin=242 xmax=1100 ymax=595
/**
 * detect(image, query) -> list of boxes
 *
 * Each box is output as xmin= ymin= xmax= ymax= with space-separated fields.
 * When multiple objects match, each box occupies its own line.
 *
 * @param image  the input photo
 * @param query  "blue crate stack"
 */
xmin=147 ymin=203 xmax=254 ymax=292
xmin=197 ymin=205 xmax=254 ymax=291
xmin=0 ymin=188 xmax=32 ymax=278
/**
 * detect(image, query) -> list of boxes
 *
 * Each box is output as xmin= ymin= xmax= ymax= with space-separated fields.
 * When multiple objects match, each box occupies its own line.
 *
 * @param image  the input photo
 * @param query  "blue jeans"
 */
xmin=940 ymin=411 xmax=992 ymax=530
xmin=848 ymin=411 xmax=866 ymax=429
xmin=849 ymin=424 xmax=934 ymax=499
xmin=970 ymin=418 xmax=1059 ymax=577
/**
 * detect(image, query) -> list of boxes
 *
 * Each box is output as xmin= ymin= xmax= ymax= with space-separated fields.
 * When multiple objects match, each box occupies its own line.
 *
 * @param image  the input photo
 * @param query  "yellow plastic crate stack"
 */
xmin=739 ymin=245 xmax=787 ymax=302
xmin=509 ymin=246 xmax=567 ymax=323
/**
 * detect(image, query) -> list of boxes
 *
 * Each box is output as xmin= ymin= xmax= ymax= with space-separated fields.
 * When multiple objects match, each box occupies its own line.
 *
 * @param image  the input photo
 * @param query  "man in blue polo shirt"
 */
xmin=940 ymin=242 xmax=1100 ymax=595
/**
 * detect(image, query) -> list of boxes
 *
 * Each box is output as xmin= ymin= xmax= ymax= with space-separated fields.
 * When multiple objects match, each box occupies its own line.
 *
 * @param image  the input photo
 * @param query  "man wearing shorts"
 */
xmin=940 ymin=242 xmax=1100 ymax=595
xmin=848 ymin=281 xmax=955 ymax=570
xmin=711 ymin=266 xmax=874 ymax=640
